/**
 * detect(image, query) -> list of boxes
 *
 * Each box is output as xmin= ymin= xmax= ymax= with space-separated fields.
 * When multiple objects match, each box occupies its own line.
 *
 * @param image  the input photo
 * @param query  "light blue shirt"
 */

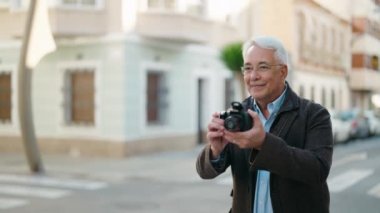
xmin=252 ymin=86 xmax=287 ymax=213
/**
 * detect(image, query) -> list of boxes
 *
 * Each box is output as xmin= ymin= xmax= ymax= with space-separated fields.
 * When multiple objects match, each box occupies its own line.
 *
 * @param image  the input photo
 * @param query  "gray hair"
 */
xmin=242 ymin=36 xmax=288 ymax=65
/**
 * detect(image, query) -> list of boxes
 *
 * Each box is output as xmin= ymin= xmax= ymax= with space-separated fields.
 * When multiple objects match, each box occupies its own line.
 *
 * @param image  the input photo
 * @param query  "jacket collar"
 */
xmin=277 ymin=82 xmax=300 ymax=115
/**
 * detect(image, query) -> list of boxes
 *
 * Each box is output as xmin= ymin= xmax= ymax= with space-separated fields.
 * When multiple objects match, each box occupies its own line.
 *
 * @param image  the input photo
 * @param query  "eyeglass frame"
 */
xmin=241 ymin=63 xmax=285 ymax=75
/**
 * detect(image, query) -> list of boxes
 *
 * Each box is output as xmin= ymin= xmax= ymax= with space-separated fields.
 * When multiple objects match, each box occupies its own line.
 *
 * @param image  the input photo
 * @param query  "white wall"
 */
xmin=292 ymin=70 xmax=350 ymax=111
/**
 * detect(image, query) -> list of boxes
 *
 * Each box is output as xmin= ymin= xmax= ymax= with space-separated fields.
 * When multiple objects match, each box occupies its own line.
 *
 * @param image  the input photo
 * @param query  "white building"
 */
xmin=0 ymin=0 xmax=242 ymax=157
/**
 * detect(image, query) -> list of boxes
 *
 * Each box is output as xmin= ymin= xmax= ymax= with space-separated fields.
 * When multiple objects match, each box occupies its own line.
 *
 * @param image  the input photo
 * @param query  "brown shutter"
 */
xmin=352 ymin=54 xmax=366 ymax=68
xmin=0 ymin=73 xmax=11 ymax=122
xmin=70 ymin=70 xmax=94 ymax=124
xmin=147 ymin=72 xmax=160 ymax=123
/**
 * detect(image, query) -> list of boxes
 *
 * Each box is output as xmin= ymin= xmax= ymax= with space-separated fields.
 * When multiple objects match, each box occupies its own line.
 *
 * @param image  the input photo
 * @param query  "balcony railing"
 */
xmin=135 ymin=11 xmax=241 ymax=47
xmin=349 ymin=68 xmax=380 ymax=91
xmin=352 ymin=17 xmax=380 ymax=40
xmin=0 ymin=2 xmax=121 ymax=39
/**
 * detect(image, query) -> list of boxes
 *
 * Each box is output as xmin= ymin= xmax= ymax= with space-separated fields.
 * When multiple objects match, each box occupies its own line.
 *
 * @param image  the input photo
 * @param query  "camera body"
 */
xmin=219 ymin=101 xmax=253 ymax=132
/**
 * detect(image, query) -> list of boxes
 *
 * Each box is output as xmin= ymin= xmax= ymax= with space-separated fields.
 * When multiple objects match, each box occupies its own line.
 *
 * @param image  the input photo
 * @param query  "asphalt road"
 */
xmin=1 ymin=136 xmax=380 ymax=213
xmin=330 ymin=137 xmax=380 ymax=213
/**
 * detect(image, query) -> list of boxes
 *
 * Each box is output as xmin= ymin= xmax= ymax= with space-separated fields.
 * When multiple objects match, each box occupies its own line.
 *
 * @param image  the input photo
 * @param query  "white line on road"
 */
xmin=328 ymin=169 xmax=373 ymax=193
xmin=0 ymin=174 xmax=107 ymax=190
xmin=367 ymin=183 xmax=380 ymax=199
xmin=0 ymin=198 xmax=29 ymax=209
xmin=332 ymin=152 xmax=368 ymax=168
xmin=0 ymin=184 xmax=71 ymax=199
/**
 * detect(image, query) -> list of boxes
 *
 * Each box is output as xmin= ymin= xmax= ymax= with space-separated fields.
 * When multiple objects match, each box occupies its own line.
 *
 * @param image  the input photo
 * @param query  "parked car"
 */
xmin=364 ymin=110 xmax=380 ymax=136
xmin=329 ymin=110 xmax=351 ymax=144
xmin=338 ymin=109 xmax=371 ymax=139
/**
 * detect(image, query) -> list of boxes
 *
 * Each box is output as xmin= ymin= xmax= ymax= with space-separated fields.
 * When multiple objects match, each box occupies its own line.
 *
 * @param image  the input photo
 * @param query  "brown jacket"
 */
xmin=196 ymin=86 xmax=333 ymax=213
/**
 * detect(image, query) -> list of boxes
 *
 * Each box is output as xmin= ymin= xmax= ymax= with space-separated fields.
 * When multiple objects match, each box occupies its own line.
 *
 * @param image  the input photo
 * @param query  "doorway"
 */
xmin=197 ymin=78 xmax=209 ymax=144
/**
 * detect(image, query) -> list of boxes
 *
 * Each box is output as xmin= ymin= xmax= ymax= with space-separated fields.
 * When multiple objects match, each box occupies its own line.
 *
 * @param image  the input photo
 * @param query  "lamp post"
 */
xmin=17 ymin=0 xmax=56 ymax=173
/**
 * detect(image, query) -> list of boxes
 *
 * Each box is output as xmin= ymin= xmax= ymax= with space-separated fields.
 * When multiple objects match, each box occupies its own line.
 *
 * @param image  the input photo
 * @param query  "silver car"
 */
xmin=338 ymin=109 xmax=371 ymax=139
xmin=364 ymin=110 xmax=380 ymax=136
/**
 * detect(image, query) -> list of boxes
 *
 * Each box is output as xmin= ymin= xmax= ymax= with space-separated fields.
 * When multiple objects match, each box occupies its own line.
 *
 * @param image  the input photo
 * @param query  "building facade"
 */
xmin=1 ymin=0 xmax=379 ymax=157
xmin=0 ymin=0 xmax=242 ymax=157
xmin=232 ymin=0 xmax=352 ymax=112
xmin=349 ymin=0 xmax=380 ymax=109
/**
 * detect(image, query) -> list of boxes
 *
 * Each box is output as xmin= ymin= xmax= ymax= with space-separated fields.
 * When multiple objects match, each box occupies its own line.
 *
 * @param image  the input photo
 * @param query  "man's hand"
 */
xmin=207 ymin=112 xmax=229 ymax=159
xmin=223 ymin=109 xmax=266 ymax=150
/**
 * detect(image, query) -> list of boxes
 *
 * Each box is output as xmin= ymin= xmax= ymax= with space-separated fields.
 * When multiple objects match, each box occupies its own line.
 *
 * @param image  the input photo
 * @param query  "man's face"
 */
xmin=243 ymin=45 xmax=288 ymax=105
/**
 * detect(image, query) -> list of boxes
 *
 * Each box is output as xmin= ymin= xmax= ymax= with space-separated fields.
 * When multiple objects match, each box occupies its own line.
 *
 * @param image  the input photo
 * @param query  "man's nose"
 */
xmin=248 ymin=70 xmax=260 ymax=80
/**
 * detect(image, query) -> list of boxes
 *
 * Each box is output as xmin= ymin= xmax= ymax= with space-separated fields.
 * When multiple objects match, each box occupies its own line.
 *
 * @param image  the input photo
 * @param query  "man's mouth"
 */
xmin=250 ymin=83 xmax=265 ymax=88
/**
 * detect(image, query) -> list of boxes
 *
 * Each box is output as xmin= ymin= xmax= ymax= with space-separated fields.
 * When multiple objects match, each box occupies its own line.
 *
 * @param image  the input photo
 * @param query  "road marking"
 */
xmin=0 ymin=174 xmax=107 ymax=190
xmin=332 ymin=152 xmax=367 ymax=168
xmin=368 ymin=183 xmax=380 ymax=199
xmin=0 ymin=184 xmax=70 ymax=199
xmin=0 ymin=174 xmax=109 ymax=210
xmin=328 ymin=169 xmax=373 ymax=193
xmin=0 ymin=198 xmax=28 ymax=209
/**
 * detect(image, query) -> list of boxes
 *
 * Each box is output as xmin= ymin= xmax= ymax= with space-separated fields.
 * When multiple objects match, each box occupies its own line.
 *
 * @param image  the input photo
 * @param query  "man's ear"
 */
xmin=281 ymin=65 xmax=288 ymax=79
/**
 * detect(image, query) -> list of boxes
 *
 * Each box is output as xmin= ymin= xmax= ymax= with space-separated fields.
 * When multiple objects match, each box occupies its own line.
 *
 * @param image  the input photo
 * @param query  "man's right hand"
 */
xmin=207 ymin=112 xmax=229 ymax=159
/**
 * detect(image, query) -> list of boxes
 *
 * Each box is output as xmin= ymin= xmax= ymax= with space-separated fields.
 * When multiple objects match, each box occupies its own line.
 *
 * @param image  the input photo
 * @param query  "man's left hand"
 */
xmin=223 ymin=109 xmax=266 ymax=150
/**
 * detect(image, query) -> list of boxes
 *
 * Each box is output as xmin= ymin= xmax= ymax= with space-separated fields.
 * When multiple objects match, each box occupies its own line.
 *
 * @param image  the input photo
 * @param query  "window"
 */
xmin=186 ymin=1 xmax=204 ymax=16
xmin=331 ymin=89 xmax=335 ymax=109
xmin=340 ymin=32 xmax=345 ymax=53
xmin=297 ymin=12 xmax=306 ymax=60
xmin=339 ymin=89 xmax=342 ymax=110
xmin=65 ymin=69 xmax=95 ymax=125
xmin=0 ymin=72 xmax=11 ymax=123
xmin=0 ymin=0 xmax=8 ymax=7
xmin=299 ymin=85 xmax=304 ymax=97
xmin=146 ymin=71 xmax=169 ymax=125
xmin=311 ymin=18 xmax=318 ymax=45
xmin=371 ymin=55 xmax=379 ymax=71
xmin=352 ymin=54 xmax=379 ymax=70
xmin=0 ymin=0 xmax=24 ymax=9
xmin=331 ymin=29 xmax=337 ymax=53
xmin=311 ymin=86 xmax=315 ymax=101
xmin=224 ymin=78 xmax=235 ymax=109
xmin=322 ymin=24 xmax=327 ymax=49
xmin=322 ymin=88 xmax=326 ymax=106
xmin=61 ymin=0 xmax=101 ymax=9
xmin=147 ymin=0 xmax=176 ymax=10
xmin=352 ymin=53 xmax=366 ymax=68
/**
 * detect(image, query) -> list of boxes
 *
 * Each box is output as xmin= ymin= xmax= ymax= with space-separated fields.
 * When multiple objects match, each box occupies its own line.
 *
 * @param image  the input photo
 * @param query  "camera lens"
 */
xmin=224 ymin=117 xmax=240 ymax=132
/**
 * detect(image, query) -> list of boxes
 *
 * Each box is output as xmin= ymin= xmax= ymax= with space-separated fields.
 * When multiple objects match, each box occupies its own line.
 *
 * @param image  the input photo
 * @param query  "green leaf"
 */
xmin=220 ymin=42 xmax=244 ymax=73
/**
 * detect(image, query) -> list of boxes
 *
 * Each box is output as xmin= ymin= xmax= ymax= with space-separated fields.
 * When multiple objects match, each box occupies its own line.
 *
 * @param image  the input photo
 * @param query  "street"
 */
xmin=329 ymin=137 xmax=380 ymax=213
xmin=1 ymin=137 xmax=380 ymax=212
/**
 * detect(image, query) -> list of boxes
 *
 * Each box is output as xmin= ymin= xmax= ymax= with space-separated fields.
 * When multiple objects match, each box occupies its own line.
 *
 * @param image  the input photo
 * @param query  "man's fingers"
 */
xmin=209 ymin=117 xmax=225 ymax=128
xmin=247 ymin=109 xmax=257 ymax=119
xmin=208 ymin=122 xmax=224 ymax=131
xmin=247 ymin=109 xmax=260 ymax=126
xmin=223 ymin=131 xmax=238 ymax=143
xmin=207 ymin=131 xmax=224 ymax=139
xmin=212 ymin=112 xmax=220 ymax=118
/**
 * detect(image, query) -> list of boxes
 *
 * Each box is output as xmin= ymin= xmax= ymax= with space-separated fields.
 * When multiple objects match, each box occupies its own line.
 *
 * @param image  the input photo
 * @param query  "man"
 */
xmin=196 ymin=36 xmax=333 ymax=213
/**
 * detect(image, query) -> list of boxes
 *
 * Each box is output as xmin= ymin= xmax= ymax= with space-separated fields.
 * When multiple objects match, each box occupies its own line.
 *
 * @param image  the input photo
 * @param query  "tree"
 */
xmin=220 ymin=42 xmax=246 ymax=100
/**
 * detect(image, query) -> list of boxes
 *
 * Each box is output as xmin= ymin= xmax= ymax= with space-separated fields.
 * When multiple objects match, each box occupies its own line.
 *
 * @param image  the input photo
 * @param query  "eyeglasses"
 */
xmin=241 ymin=63 xmax=284 ymax=75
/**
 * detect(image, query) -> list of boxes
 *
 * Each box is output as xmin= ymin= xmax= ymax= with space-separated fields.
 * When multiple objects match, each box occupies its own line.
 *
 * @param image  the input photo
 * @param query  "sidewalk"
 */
xmin=0 ymin=145 xmax=209 ymax=183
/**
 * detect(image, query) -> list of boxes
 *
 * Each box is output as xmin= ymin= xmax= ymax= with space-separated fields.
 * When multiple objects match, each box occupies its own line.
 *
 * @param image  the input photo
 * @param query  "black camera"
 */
xmin=219 ymin=101 xmax=253 ymax=132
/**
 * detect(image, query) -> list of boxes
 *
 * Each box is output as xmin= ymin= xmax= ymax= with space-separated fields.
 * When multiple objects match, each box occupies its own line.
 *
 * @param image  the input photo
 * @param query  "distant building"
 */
xmin=229 ymin=0 xmax=352 ymax=111
xmin=349 ymin=0 xmax=380 ymax=109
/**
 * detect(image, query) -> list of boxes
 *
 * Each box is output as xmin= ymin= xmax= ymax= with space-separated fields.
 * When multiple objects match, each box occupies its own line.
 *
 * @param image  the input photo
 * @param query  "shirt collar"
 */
xmin=253 ymin=84 xmax=288 ymax=116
